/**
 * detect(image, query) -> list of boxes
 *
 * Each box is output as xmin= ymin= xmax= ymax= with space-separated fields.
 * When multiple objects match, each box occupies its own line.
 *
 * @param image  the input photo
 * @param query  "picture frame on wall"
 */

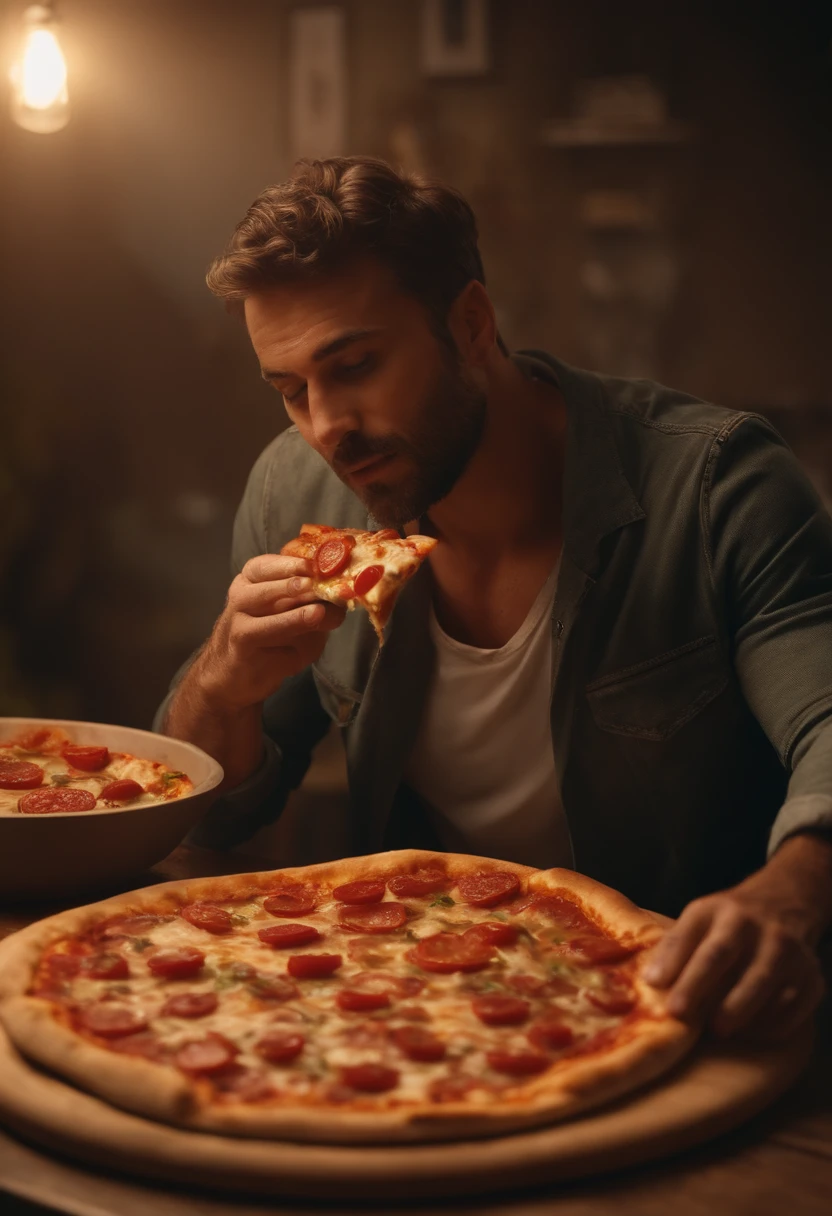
xmin=288 ymin=5 xmax=346 ymax=161
xmin=421 ymin=0 xmax=490 ymax=77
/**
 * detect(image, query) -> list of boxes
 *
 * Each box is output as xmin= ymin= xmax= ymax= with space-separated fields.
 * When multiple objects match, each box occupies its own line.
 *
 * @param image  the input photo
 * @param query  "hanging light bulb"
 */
xmin=10 ymin=4 xmax=70 ymax=134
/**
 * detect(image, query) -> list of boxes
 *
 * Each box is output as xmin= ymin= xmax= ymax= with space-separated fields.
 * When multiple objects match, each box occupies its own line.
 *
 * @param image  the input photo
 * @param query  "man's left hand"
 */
xmin=642 ymin=833 xmax=831 ymax=1041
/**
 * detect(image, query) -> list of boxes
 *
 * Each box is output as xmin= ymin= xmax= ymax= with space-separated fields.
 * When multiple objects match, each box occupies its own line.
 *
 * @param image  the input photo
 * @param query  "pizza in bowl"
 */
xmin=0 ymin=849 xmax=698 ymax=1144
xmin=0 ymin=726 xmax=193 ymax=817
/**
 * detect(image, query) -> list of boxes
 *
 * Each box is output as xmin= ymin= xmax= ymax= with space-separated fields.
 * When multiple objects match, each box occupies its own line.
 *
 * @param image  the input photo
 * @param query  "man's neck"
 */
xmin=421 ymin=358 xmax=567 ymax=561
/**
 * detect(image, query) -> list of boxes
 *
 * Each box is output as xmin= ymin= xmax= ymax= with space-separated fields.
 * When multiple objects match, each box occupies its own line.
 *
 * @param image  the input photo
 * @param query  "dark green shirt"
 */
xmin=178 ymin=354 xmax=832 ymax=917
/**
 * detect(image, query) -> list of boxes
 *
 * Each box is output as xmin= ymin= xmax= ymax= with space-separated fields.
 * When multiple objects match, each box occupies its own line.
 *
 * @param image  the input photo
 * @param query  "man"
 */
xmin=160 ymin=156 xmax=831 ymax=1041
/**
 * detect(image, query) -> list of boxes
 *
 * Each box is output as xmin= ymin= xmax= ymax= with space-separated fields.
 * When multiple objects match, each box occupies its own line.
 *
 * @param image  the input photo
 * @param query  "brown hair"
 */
xmin=206 ymin=156 xmax=502 ymax=350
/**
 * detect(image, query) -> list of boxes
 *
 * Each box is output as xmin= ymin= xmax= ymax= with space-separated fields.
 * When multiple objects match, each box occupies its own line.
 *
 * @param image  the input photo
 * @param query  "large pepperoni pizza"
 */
xmin=0 ymin=851 xmax=697 ymax=1144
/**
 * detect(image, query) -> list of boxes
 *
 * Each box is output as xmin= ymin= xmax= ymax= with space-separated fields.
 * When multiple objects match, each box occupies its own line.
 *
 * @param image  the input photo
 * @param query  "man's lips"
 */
xmin=343 ymin=454 xmax=396 ymax=482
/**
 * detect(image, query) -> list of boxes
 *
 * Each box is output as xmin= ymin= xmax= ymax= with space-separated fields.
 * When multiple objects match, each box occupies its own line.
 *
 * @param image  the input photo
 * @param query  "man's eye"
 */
xmin=282 ymin=385 xmax=307 ymax=405
xmin=341 ymin=355 xmax=372 ymax=375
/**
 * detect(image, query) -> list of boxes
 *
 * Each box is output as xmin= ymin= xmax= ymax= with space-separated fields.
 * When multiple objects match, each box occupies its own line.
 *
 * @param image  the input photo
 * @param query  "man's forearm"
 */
xmin=163 ymin=655 xmax=265 ymax=791
xmin=736 ymin=830 xmax=832 ymax=946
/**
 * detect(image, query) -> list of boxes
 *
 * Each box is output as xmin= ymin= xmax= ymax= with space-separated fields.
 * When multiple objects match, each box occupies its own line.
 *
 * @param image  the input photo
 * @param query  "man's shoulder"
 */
xmin=595 ymin=370 xmax=749 ymax=441
xmin=522 ymin=349 xmax=753 ymax=441
xmin=235 ymin=427 xmax=368 ymax=561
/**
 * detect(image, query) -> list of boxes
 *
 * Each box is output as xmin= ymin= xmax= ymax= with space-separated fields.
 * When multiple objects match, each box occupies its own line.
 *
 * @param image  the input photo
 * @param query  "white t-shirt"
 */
xmin=404 ymin=565 xmax=573 ymax=869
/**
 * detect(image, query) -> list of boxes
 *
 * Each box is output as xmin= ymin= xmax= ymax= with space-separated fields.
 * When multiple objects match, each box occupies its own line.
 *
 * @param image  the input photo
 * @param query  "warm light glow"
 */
xmin=19 ymin=28 xmax=66 ymax=109
xmin=10 ymin=6 xmax=70 ymax=134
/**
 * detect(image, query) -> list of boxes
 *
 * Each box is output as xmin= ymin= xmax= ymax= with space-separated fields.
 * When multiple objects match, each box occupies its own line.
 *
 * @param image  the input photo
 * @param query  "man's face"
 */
xmin=245 ymin=259 xmax=486 ymax=528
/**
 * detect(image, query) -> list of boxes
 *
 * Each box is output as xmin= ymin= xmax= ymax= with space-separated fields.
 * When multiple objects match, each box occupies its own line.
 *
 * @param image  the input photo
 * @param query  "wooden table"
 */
xmin=0 ymin=845 xmax=830 ymax=1216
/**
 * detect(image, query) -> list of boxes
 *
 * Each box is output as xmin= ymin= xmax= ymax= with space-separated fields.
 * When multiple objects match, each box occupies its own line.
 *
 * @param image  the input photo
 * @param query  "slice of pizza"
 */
xmin=280 ymin=524 xmax=437 ymax=642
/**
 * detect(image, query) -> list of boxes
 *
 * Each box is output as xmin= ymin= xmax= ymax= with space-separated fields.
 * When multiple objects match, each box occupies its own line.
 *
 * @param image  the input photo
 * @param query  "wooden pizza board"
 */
xmin=0 ymin=1024 xmax=812 ymax=1202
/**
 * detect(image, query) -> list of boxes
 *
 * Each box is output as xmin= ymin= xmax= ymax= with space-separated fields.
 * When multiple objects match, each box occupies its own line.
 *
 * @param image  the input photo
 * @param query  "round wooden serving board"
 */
xmin=0 ymin=1025 xmax=812 ymax=1202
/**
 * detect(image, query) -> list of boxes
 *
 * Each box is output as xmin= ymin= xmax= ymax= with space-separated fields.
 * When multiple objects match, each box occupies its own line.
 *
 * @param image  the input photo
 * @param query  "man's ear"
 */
xmin=447 ymin=280 xmax=497 ymax=367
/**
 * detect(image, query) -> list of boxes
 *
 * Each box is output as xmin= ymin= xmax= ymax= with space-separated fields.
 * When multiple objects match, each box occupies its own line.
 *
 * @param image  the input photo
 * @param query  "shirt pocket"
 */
xmin=312 ymin=664 xmax=363 ymax=728
xmin=585 ymin=636 xmax=729 ymax=742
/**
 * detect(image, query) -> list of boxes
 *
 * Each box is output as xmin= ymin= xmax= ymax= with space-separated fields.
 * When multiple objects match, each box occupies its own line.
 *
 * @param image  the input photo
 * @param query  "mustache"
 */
xmin=331 ymin=432 xmax=406 ymax=474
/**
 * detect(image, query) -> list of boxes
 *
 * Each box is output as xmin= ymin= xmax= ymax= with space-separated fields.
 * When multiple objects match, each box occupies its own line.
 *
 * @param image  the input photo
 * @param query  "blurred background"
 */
xmin=1 ymin=0 xmax=830 ymax=742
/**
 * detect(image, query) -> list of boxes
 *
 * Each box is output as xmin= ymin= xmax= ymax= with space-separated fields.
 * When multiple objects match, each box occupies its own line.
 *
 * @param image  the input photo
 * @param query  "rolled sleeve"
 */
xmin=768 ymin=792 xmax=832 ymax=855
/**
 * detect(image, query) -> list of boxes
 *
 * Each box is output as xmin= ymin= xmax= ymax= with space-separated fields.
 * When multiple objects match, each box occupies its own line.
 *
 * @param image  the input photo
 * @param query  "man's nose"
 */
xmin=307 ymin=387 xmax=361 ymax=453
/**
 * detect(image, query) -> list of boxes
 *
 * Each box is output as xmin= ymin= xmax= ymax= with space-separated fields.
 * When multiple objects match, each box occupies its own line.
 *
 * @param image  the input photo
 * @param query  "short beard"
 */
xmin=332 ymin=354 xmax=486 ymax=530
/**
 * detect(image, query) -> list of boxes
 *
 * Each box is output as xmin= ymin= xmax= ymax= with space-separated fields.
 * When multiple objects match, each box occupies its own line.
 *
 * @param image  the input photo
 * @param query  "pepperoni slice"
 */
xmin=263 ymin=888 xmax=317 ymax=917
xmin=353 ymin=564 xmax=383 ymax=597
xmin=408 ymin=932 xmax=493 ymax=974
xmin=61 ymin=744 xmax=110 ymax=772
xmin=463 ymin=922 xmax=519 ymax=949
xmin=471 ymin=995 xmax=531 ymax=1026
xmin=387 ymin=869 xmax=449 ymax=898
xmin=336 ymin=988 xmax=391 ymax=1013
xmin=586 ymin=987 xmax=636 ymax=1016
xmin=338 ymin=903 xmax=407 ymax=934
xmin=100 ymin=778 xmax=144 ymax=801
xmin=146 ymin=947 xmax=205 ymax=979
xmin=509 ymin=893 xmax=599 ymax=933
xmin=18 ymin=787 xmax=97 ymax=814
xmin=505 ymin=973 xmax=547 ymax=997
xmin=456 ymin=871 xmax=521 ymax=908
xmin=78 ymin=1003 xmax=148 ymax=1038
xmin=396 ymin=975 xmax=426 ymax=998
xmin=340 ymin=1064 xmax=399 ymax=1093
xmin=316 ymin=536 xmax=355 ymax=578
xmin=160 ymin=992 xmax=219 ymax=1019
xmin=332 ymin=879 xmax=385 ymax=904
xmin=79 ymin=952 xmax=130 ymax=981
xmin=45 ymin=952 xmax=83 ymax=980
xmin=486 ymin=1050 xmax=551 ymax=1077
xmin=211 ymin=1064 xmax=276 ymax=1102
xmin=258 ymin=923 xmax=322 ymax=949
xmin=392 ymin=1026 xmax=446 ymax=1063
xmin=181 ymin=903 xmax=233 ymax=935
xmin=567 ymin=936 xmax=637 ymax=965
xmin=287 ymin=953 xmax=342 ymax=979
xmin=527 ymin=1018 xmax=575 ymax=1051
xmin=175 ymin=1033 xmax=239 ymax=1074
xmin=0 ymin=761 xmax=44 ymax=790
xmin=255 ymin=1031 xmax=305 ymax=1064
xmin=108 ymin=1031 xmax=168 ymax=1062
xmin=98 ymin=914 xmax=171 ymax=940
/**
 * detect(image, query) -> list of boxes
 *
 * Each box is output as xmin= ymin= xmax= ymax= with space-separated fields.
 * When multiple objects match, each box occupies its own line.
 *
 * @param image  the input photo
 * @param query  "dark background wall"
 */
xmin=1 ymin=0 xmax=830 ymax=731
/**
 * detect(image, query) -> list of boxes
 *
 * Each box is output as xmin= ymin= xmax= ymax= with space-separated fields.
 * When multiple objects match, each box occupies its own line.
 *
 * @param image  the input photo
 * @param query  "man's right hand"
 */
xmin=195 ymin=555 xmax=346 ymax=710
xmin=162 ymin=555 xmax=345 ymax=788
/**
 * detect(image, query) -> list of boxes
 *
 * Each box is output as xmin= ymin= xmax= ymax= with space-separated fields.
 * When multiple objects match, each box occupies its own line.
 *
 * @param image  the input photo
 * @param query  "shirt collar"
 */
xmin=514 ymin=350 xmax=645 ymax=576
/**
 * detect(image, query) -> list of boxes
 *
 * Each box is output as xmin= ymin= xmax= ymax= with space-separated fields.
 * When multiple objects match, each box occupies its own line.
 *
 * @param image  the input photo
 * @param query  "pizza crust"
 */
xmin=0 ymin=996 xmax=196 ymax=1125
xmin=0 ymin=850 xmax=699 ymax=1144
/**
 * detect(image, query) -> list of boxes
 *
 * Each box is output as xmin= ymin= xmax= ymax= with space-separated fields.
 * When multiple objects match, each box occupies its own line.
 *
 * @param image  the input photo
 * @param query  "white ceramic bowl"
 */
xmin=0 ymin=718 xmax=224 ymax=902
